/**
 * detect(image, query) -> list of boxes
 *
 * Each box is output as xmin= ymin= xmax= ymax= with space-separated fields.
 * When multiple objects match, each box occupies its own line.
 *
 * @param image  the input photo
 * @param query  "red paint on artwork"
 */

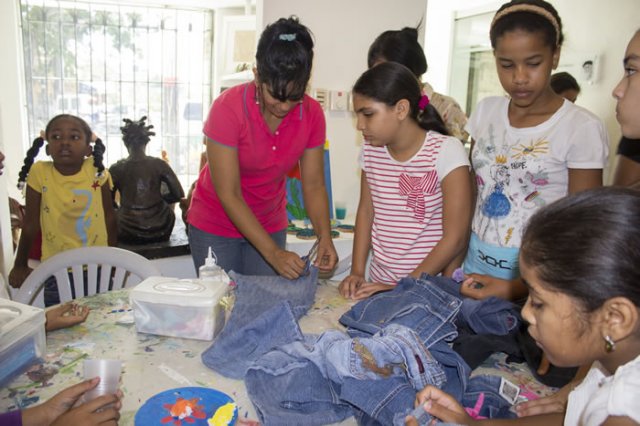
xmin=160 ymin=397 xmax=206 ymax=425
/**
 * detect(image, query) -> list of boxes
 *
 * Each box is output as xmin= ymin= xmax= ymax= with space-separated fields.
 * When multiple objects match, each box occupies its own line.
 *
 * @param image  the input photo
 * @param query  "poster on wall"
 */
xmin=286 ymin=140 xmax=334 ymax=221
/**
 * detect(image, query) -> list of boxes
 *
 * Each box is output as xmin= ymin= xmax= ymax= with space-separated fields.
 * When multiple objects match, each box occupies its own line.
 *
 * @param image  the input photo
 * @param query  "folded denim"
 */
xmin=458 ymin=297 xmax=520 ymax=336
xmin=339 ymin=275 xmax=462 ymax=347
xmin=201 ymin=301 xmax=304 ymax=379
xmin=201 ymin=267 xmax=317 ymax=378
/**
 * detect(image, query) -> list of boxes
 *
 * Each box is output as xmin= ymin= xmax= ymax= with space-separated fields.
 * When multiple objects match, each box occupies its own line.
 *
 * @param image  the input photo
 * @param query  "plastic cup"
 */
xmin=83 ymin=359 xmax=122 ymax=401
xmin=335 ymin=202 xmax=347 ymax=220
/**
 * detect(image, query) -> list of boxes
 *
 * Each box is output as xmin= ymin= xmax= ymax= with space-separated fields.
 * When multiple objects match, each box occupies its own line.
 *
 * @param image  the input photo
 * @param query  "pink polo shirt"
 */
xmin=188 ymin=83 xmax=326 ymax=238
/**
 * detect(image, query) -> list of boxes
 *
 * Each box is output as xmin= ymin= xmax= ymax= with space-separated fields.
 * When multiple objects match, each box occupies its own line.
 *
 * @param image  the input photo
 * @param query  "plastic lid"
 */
xmin=0 ymin=300 xmax=45 ymax=352
xmin=130 ymin=277 xmax=227 ymax=307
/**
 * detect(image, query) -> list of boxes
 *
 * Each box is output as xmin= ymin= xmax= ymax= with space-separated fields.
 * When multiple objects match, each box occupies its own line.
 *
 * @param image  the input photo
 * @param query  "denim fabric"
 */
xmin=201 ymin=267 xmax=317 ymax=378
xmin=462 ymin=375 xmax=517 ymax=419
xmin=201 ymin=301 xmax=304 ymax=379
xmin=458 ymin=297 xmax=520 ymax=336
xmin=245 ymin=344 xmax=355 ymax=425
xmin=429 ymin=341 xmax=471 ymax=400
xmin=339 ymin=275 xmax=462 ymax=347
xmin=44 ymin=275 xmax=60 ymax=306
xmin=189 ymin=224 xmax=287 ymax=276
xmin=279 ymin=324 xmax=446 ymax=391
xmin=342 ymin=376 xmax=418 ymax=426
xmin=247 ymin=324 xmax=448 ymax=426
xmin=414 ymin=273 xmax=521 ymax=337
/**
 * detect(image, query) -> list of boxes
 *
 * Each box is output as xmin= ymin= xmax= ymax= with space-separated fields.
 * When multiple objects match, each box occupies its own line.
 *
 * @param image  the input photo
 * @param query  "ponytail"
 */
xmin=18 ymin=136 xmax=45 ymax=190
xmin=417 ymin=101 xmax=449 ymax=136
xmin=92 ymin=137 xmax=106 ymax=177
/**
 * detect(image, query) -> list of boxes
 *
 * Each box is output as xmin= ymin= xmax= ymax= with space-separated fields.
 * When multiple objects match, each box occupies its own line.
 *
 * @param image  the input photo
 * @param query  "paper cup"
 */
xmin=83 ymin=359 xmax=122 ymax=401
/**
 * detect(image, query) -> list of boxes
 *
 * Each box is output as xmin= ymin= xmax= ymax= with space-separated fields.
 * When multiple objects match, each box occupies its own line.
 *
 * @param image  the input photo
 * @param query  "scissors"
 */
xmin=300 ymin=239 xmax=319 ymax=276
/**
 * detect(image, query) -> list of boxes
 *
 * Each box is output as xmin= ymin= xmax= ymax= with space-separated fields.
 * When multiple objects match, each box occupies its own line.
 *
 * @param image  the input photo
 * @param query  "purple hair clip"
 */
xmin=418 ymin=94 xmax=430 ymax=111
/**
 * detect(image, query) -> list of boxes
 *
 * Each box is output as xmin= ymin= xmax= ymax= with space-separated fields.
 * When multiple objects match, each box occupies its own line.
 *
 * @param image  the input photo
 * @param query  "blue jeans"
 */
xmin=462 ymin=375 xmax=517 ymax=419
xmin=188 ymin=224 xmax=286 ymax=276
xmin=339 ymin=275 xmax=462 ymax=347
xmin=246 ymin=324 xmax=446 ymax=426
xmin=458 ymin=297 xmax=520 ymax=336
xmin=201 ymin=267 xmax=318 ymax=379
xmin=276 ymin=324 xmax=445 ymax=391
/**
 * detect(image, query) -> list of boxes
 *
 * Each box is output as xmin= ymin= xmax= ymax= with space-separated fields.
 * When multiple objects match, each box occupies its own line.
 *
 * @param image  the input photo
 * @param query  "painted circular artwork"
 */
xmin=135 ymin=387 xmax=237 ymax=426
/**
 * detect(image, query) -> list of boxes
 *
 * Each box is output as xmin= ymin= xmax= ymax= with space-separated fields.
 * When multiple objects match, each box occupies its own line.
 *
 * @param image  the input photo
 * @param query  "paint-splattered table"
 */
xmin=0 ymin=279 xmax=356 ymax=425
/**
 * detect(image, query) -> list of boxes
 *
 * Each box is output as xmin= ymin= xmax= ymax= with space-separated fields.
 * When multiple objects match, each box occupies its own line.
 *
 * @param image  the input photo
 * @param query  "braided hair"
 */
xmin=120 ymin=116 xmax=156 ymax=149
xmin=17 ymin=114 xmax=105 ymax=190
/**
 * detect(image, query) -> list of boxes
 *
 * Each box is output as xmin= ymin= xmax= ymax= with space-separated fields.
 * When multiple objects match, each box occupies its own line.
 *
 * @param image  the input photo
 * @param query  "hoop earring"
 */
xmin=255 ymin=85 xmax=260 ymax=105
xmin=604 ymin=335 xmax=616 ymax=353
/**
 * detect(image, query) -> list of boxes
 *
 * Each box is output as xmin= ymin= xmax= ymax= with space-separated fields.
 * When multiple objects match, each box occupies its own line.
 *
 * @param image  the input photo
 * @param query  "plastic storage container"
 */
xmin=0 ymin=299 xmax=46 ymax=387
xmin=130 ymin=276 xmax=230 ymax=341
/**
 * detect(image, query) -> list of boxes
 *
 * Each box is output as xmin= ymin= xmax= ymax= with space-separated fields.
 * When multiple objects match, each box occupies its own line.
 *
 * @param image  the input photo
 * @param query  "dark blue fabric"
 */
xmin=462 ymin=375 xmax=518 ymax=419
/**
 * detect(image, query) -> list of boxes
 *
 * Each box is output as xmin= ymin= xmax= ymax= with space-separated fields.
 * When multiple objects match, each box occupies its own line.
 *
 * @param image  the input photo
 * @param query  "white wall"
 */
xmin=259 ymin=0 xmax=428 ymax=216
xmin=426 ymin=0 xmax=640 ymax=181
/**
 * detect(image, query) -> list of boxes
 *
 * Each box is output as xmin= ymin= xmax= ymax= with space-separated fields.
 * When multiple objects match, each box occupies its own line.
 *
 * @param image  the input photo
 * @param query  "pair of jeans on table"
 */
xmin=246 ymin=324 xmax=448 ymax=426
xmin=201 ymin=267 xmax=318 ymax=379
xmin=245 ymin=276 xmax=470 ymax=425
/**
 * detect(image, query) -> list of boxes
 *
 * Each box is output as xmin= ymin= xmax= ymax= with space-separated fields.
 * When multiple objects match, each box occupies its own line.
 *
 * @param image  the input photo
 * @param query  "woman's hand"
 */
xmin=314 ymin=238 xmax=338 ymax=273
xmin=405 ymin=386 xmax=474 ymax=426
xmin=22 ymin=378 xmax=122 ymax=426
xmin=9 ymin=265 xmax=33 ymax=288
xmin=46 ymin=303 xmax=90 ymax=332
xmin=339 ymin=274 xmax=366 ymax=299
xmin=269 ymin=248 xmax=307 ymax=279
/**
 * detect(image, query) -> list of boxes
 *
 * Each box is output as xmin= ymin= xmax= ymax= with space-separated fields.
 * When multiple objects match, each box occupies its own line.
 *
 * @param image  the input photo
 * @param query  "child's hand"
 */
xmin=9 ymin=265 xmax=33 ymax=288
xmin=352 ymin=282 xmax=394 ymax=300
xmin=51 ymin=393 xmax=121 ymax=426
xmin=21 ymin=377 xmax=122 ymax=426
xmin=339 ymin=274 xmax=365 ymax=299
xmin=515 ymin=379 xmax=574 ymax=417
xmin=460 ymin=273 xmax=508 ymax=300
xmin=406 ymin=385 xmax=474 ymax=426
xmin=46 ymin=302 xmax=90 ymax=331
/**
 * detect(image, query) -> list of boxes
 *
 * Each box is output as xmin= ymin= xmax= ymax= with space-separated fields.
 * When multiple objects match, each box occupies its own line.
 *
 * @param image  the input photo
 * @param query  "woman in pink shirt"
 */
xmin=187 ymin=17 xmax=337 ymax=279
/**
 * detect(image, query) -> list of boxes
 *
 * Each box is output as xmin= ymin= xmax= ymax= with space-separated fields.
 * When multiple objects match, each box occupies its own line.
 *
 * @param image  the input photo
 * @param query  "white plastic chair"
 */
xmin=14 ymin=246 xmax=162 ymax=307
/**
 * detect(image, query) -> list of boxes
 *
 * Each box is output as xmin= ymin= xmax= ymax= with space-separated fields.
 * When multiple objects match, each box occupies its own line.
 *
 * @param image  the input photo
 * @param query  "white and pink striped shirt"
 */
xmin=360 ymin=131 xmax=469 ymax=285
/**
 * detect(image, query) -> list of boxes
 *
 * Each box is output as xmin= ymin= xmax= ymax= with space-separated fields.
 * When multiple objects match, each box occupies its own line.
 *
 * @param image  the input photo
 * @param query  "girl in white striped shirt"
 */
xmin=339 ymin=62 xmax=472 ymax=300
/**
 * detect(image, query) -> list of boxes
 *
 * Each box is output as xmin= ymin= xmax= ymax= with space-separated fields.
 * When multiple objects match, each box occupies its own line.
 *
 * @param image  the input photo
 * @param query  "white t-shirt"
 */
xmin=359 ymin=131 xmax=470 ymax=284
xmin=467 ymin=96 xmax=609 ymax=248
xmin=565 ymin=355 xmax=640 ymax=425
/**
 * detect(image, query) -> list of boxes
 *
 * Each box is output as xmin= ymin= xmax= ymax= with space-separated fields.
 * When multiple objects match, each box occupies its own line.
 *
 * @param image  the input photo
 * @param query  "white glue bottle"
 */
xmin=199 ymin=247 xmax=224 ymax=283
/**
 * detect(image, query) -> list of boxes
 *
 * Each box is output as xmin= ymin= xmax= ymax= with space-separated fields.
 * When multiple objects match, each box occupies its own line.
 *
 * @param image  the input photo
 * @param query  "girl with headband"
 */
xmin=458 ymin=0 xmax=608 ymax=301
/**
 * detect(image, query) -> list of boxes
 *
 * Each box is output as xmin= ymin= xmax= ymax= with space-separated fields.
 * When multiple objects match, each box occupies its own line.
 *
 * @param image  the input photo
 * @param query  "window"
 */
xmin=449 ymin=11 xmax=504 ymax=116
xmin=19 ymin=0 xmax=214 ymax=189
